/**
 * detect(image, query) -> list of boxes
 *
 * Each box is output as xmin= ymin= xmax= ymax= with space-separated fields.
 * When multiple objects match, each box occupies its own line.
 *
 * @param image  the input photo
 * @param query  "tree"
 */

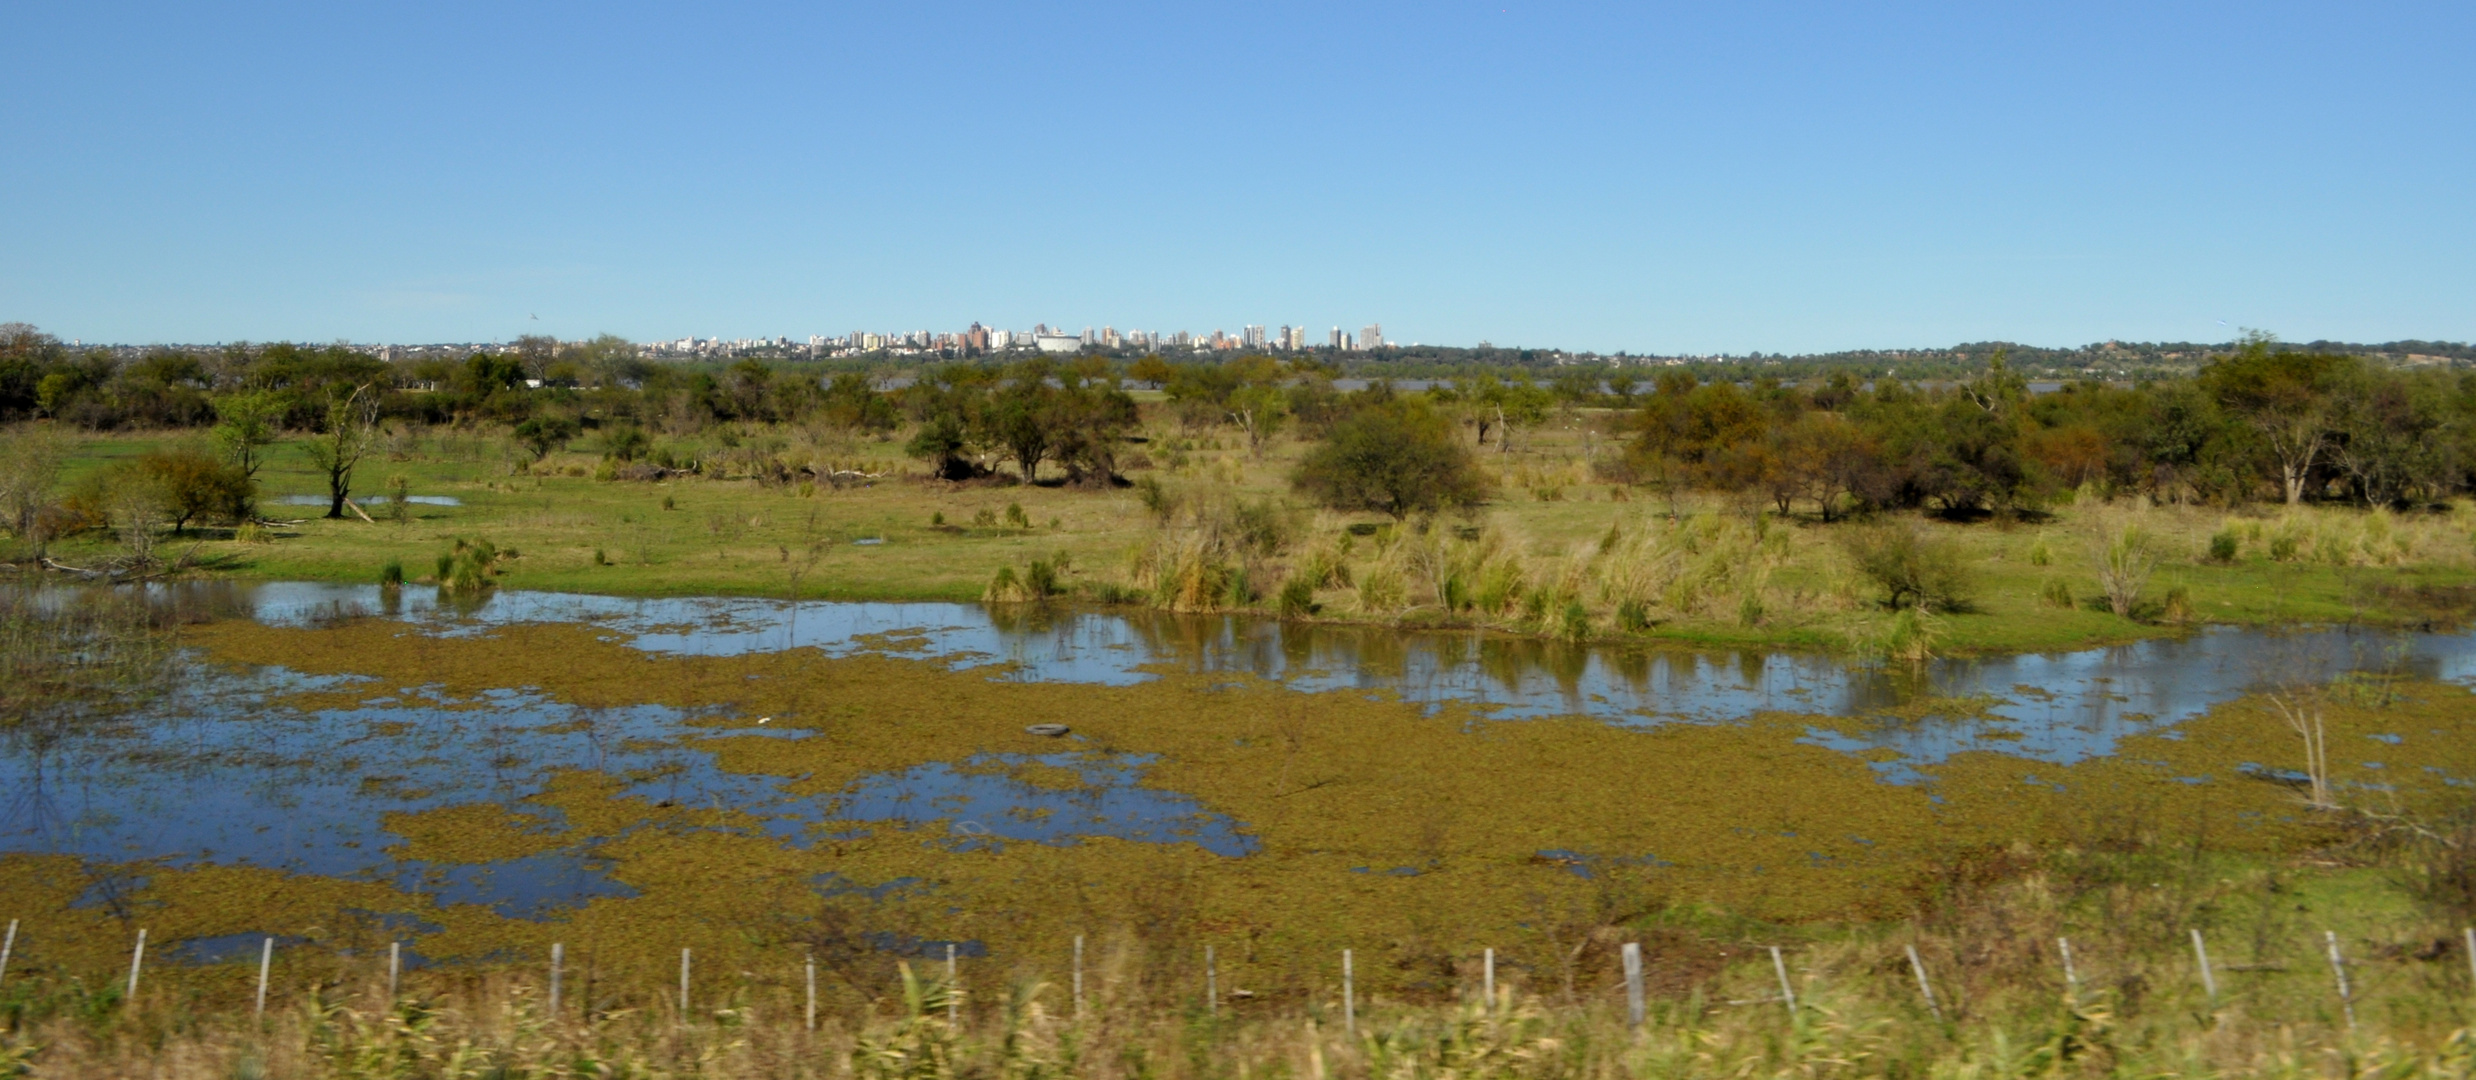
xmin=1228 ymin=383 xmax=1289 ymax=458
xmin=2200 ymin=333 xmax=2354 ymax=504
xmin=514 ymin=415 xmax=581 ymax=461
xmin=1291 ymin=398 xmax=1493 ymax=519
xmin=1128 ymin=354 xmax=1175 ymax=389
xmin=0 ymin=424 xmax=67 ymax=555
xmin=301 ymin=384 xmax=377 ymax=519
xmin=210 ymin=390 xmax=283 ymax=491
xmin=136 ymin=446 xmax=252 ymax=534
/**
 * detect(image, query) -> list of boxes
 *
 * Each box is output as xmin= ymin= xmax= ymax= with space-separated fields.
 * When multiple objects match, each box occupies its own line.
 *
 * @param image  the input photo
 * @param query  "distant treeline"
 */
xmin=4 ymin=320 xmax=2475 ymax=514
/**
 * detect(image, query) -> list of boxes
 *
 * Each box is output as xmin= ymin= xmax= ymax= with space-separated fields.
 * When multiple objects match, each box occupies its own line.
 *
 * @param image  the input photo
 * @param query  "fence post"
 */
xmin=1342 ymin=948 xmax=1355 ymax=1036
xmin=256 ymin=938 xmax=273 ymax=1021
xmin=1483 ymin=947 xmax=1495 ymax=1013
xmin=1073 ymin=934 xmax=1085 ymax=1019
xmin=388 ymin=941 xmax=401 ymax=1000
xmin=679 ymin=948 xmax=691 ymax=1018
xmin=946 ymin=943 xmax=959 ymax=1027
xmin=0 ymin=919 xmax=14 ymax=989
xmin=2058 ymin=937 xmax=2078 ymax=996
xmin=2326 ymin=931 xmax=2355 ymax=1031
xmin=126 ymin=928 xmax=147 ymax=1005
xmin=806 ymin=953 xmax=817 ymax=1032
xmin=2190 ymin=929 xmax=2217 ymax=1004
xmin=1206 ymin=944 xmax=1218 ymax=1015
xmin=2464 ymin=927 xmax=2474 ymax=994
xmin=1621 ymin=942 xmax=1644 ymax=1028
xmin=1770 ymin=946 xmax=1797 ymax=1013
xmin=549 ymin=943 xmax=563 ymax=1014
xmin=1905 ymin=944 xmax=1942 ymax=1021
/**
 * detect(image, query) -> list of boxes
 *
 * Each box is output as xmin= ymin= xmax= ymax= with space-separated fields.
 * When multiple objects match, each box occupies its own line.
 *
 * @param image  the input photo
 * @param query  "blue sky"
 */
xmin=4 ymin=2 xmax=2470 ymax=353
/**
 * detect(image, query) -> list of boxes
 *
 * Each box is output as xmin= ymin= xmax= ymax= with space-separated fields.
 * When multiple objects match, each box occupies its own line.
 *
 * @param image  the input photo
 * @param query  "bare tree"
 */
xmin=2267 ymin=682 xmax=2336 ymax=811
xmin=302 ymin=384 xmax=378 ymax=519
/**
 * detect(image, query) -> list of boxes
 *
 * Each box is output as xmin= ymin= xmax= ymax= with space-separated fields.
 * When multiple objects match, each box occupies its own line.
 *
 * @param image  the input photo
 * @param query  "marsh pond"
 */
xmin=5 ymin=581 xmax=2475 ymax=999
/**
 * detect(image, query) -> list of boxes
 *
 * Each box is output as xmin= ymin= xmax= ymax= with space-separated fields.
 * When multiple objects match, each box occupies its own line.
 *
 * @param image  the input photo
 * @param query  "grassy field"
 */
xmin=36 ymin=409 xmax=2476 ymax=656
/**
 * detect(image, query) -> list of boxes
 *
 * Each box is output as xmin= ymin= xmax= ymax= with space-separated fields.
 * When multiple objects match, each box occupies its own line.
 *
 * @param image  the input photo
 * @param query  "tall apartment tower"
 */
xmin=1360 ymin=323 xmax=1382 ymax=351
xmin=1329 ymin=327 xmax=1344 ymax=349
xmin=1241 ymin=325 xmax=1266 ymax=348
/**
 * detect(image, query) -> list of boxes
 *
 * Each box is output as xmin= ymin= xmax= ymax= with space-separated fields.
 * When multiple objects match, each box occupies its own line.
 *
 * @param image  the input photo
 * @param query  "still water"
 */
xmin=5 ymin=581 xmax=2472 ymax=933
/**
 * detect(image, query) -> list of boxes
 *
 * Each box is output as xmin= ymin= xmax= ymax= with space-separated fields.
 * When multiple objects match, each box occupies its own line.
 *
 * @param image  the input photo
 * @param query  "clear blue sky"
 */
xmin=5 ymin=2 xmax=2470 ymax=354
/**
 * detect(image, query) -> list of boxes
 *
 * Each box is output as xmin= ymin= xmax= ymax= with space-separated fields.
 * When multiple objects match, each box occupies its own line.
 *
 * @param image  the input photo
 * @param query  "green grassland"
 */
xmin=40 ymin=406 xmax=2476 ymax=656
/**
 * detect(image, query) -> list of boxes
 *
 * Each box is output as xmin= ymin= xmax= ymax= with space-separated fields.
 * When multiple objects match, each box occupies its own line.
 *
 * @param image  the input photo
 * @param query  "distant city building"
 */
xmin=1035 ymin=333 xmax=1081 ymax=354
xmin=1361 ymin=324 xmax=1382 ymax=351
xmin=1329 ymin=327 xmax=1344 ymax=349
xmin=1242 ymin=325 xmax=1266 ymax=348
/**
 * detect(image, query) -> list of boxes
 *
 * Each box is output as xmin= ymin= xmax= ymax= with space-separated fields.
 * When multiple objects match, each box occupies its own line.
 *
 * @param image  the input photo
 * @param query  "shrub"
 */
xmin=2269 ymin=532 xmax=2299 ymax=562
xmin=1838 ymin=523 xmax=1974 ymax=612
xmin=2162 ymin=583 xmax=2193 ymax=624
xmin=1615 ymin=598 xmax=1651 ymax=631
xmin=1004 ymin=502 xmax=1031 ymax=530
xmin=2027 ymin=535 xmax=2052 ymax=567
xmin=233 ymin=521 xmax=271 ymax=545
xmin=2039 ymin=579 xmax=2074 ymax=609
xmin=1292 ymin=397 xmax=1493 ymax=519
xmin=1560 ymin=599 xmax=1591 ymax=641
xmin=379 ymin=559 xmax=403 ymax=588
xmin=2207 ymin=528 xmax=2240 ymax=563
xmin=661 ymin=495 xmax=676 ymax=511
xmin=2093 ymin=519 xmax=2155 ymax=619
xmin=1277 ymin=577 xmax=1318 ymax=618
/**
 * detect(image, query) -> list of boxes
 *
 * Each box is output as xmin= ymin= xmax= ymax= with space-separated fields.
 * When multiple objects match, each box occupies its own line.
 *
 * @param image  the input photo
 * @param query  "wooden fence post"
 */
xmin=1342 ymin=949 xmax=1355 ymax=1036
xmin=1770 ymin=946 xmax=1797 ymax=1013
xmin=255 ymin=938 xmax=273 ymax=1021
xmin=2190 ymin=929 xmax=2217 ymax=1004
xmin=126 ymin=928 xmax=147 ymax=1005
xmin=1905 ymin=944 xmax=1942 ymax=1021
xmin=548 ymin=943 xmax=563 ymax=1014
xmin=1621 ymin=942 xmax=1644 ymax=1028
xmin=2326 ymin=931 xmax=2355 ymax=1031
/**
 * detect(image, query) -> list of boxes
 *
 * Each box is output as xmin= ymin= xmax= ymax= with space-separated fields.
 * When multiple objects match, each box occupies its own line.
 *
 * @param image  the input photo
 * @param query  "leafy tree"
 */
xmin=514 ymin=415 xmax=581 ymax=461
xmin=210 ymin=390 xmax=284 ymax=490
xmin=2200 ymin=333 xmax=2355 ymax=504
xmin=1291 ymin=398 xmax=1493 ymax=519
xmin=136 ymin=445 xmax=252 ymax=534
xmin=1128 ymin=354 xmax=1175 ymax=389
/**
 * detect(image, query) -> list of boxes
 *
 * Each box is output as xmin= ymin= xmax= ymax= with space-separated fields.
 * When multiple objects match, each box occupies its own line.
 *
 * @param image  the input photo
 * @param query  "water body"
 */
xmin=5 ymin=580 xmax=2471 ymax=925
xmin=275 ymin=494 xmax=463 ymax=507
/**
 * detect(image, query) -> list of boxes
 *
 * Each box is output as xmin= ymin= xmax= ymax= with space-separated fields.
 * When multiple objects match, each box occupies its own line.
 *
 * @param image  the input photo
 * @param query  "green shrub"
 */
xmin=1004 ymin=502 xmax=1031 ymax=530
xmin=1560 ymin=600 xmax=1591 ymax=641
xmin=378 ymin=559 xmax=403 ymax=588
xmin=1839 ymin=523 xmax=1975 ymax=613
xmin=2039 ymin=579 xmax=2074 ymax=609
xmin=2207 ymin=529 xmax=2240 ymax=563
xmin=1277 ymin=578 xmax=1318 ymax=618
xmin=2269 ymin=533 xmax=2299 ymax=562
xmin=1615 ymin=598 xmax=1651 ymax=631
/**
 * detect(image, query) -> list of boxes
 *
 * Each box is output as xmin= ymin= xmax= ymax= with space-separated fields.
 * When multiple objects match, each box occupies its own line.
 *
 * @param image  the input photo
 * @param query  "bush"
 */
xmin=1838 ymin=522 xmax=1974 ymax=612
xmin=2207 ymin=528 xmax=2240 ymax=563
xmin=1615 ymin=598 xmax=1651 ymax=631
xmin=379 ymin=559 xmax=403 ymax=588
xmin=2039 ymin=579 xmax=2074 ymax=609
xmin=1292 ymin=398 xmax=1493 ymax=519
xmin=1560 ymin=599 xmax=1592 ymax=641
xmin=1277 ymin=577 xmax=1318 ymax=618
xmin=2093 ymin=519 xmax=2155 ymax=619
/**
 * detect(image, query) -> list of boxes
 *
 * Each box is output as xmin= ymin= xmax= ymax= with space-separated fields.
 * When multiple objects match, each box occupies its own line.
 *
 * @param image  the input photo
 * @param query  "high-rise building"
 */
xmin=1102 ymin=326 xmax=1120 ymax=348
xmin=1242 ymin=325 xmax=1266 ymax=348
xmin=1329 ymin=327 xmax=1344 ymax=349
xmin=1360 ymin=324 xmax=1382 ymax=351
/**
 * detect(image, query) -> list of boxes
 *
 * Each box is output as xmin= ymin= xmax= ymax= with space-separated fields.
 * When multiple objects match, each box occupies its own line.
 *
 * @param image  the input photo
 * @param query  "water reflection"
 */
xmin=130 ymin=581 xmax=2476 ymax=778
